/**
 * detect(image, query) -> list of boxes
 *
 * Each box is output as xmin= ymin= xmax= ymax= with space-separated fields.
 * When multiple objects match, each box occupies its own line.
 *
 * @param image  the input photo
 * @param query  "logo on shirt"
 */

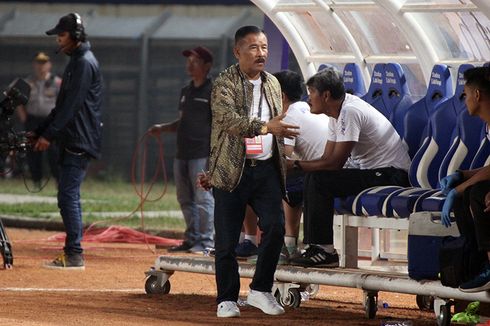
xmin=180 ymin=95 xmax=185 ymax=103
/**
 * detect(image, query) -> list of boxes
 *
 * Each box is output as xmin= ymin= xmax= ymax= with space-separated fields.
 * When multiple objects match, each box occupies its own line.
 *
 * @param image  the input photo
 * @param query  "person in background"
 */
xmin=149 ymin=46 xmax=215 ymax=254
xmin=31 ymin=13 xmax=103 ymax=270
xmin=18 ymin=52 xmax=61 ymax=188
xmin=440 ymin=66 xmax=490 ymax=293
xmin=208 ymin=26 xmax=299 ymax=318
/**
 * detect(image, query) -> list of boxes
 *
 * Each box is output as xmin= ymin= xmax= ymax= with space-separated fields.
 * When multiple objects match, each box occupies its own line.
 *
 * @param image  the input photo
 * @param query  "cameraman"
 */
xmin=30 ymin=13 xmax=103 ymax=270
xmin=18 ymin=52 xmax=61 ymax=188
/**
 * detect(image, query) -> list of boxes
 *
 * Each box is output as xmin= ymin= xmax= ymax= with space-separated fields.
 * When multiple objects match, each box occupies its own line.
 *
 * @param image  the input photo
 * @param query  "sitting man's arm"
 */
xmin=291 ymin=140 xmax=355 ymax=172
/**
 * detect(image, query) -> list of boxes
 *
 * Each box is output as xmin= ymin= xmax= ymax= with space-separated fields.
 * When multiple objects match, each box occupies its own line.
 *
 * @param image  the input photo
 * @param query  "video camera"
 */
xmin=0 ymin=78 xmax=31 ymax=159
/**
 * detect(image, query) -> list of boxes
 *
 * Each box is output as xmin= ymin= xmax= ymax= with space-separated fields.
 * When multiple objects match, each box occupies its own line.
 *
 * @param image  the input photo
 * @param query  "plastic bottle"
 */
xmin=378 ymin=300 xmax=389 ymax=309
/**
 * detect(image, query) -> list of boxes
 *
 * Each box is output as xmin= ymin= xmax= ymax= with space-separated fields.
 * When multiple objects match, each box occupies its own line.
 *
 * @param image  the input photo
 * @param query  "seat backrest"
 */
xmin=403 ymin=64 xmax=453 ymax=158
xmin=408 ymin=65 xmax=472 ymax=188
xmin=361 ymin=63 xmax=386 ymax=116
xmin=383 ymin=63 xmax=413 ymax=136
xmin=470 ymin=125 xmax=490 ymax=169
xmin=343 ymin=63 xmax=366 ymax=97
xmin=438 ymin=109 xmax=484 ymax=181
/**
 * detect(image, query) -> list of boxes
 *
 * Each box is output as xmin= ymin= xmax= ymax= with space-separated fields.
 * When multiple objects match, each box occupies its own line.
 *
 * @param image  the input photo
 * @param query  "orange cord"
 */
xmin=82 ymin=131 xmax=169 ymax=253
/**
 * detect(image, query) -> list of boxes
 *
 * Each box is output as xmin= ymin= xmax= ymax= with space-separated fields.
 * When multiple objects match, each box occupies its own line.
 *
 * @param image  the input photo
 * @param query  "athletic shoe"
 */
xmin=247 ymin=289 xmax=285 ymax=315
xmin=168 ymin=242 xmax=192 ymax=253
xmin=189 ymin=243 xmax=206 ymax=254
xmin=235 ymin=239 xmax=258 ymax=258
xmin=217 ymin=301 xmax=240 ymax=318
xmin=459 ymin=263 xmax=490 ymax=293
xmin=289 ymin=245 xmax=339 ymax=268
xmin=43 ymin=253 xmax=85 ymax=270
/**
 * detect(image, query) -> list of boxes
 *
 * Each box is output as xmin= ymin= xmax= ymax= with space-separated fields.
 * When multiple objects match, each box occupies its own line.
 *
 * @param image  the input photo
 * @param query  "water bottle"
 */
xmin=378 ymin=300 xmax=389 ymax=309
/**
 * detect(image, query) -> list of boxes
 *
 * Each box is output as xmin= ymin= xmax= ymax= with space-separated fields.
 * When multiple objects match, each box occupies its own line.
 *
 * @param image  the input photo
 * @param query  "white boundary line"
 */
xmin=0 ymin=287 xmax=143 ymax=293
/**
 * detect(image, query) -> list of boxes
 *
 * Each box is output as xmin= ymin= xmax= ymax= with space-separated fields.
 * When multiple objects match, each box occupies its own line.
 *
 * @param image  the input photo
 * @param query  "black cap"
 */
xmin=46 ymin=14 xmax=78 ymax=35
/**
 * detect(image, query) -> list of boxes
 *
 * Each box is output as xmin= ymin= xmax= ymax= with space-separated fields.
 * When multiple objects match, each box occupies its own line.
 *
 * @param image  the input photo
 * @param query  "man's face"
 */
xmin=185 ymin=54 xmax=209 ymax=79
xmin=234 ymin=32 xmax=268 ymax=78
xmin=307 ymin=86 xmax=327 ymax=115
xmin=56 ymin=31 xmax=77 ymax=54
xmin=33 ymin=61 xmax=51 ymax=79
xmin=464 ymin=84 xmax=480 ymax=116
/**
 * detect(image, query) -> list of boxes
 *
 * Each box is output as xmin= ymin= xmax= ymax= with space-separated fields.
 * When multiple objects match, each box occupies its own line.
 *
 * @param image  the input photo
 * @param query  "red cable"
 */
xmin=81 ymin=131 xmax=172 ymax=252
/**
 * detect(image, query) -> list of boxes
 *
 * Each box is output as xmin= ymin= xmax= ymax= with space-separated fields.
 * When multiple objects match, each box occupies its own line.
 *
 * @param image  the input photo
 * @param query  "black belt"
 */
xmin=245 ymin=158 xmax=273 ymax=167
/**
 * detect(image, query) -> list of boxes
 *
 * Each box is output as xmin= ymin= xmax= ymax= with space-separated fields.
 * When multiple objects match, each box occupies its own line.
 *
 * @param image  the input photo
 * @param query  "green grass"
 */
xmin=0 ymin=178 xmax=185 ymax=231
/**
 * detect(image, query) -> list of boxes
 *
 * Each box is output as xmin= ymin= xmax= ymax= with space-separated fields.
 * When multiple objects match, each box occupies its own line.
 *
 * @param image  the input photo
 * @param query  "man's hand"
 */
xmin=440 ymin=171 xmax=463 ymax=195
xmin=33 ymin=136 xmax=50 ymax=152
xmin=441 ymin=189 xmax=458 ymax=227
xmin=196 ymin=171 xmax=212 ymax=191
xmin=266 ymin=113 xmax=300 ymax=139
xmin=484 ymin=192 xmax=490 ymax=213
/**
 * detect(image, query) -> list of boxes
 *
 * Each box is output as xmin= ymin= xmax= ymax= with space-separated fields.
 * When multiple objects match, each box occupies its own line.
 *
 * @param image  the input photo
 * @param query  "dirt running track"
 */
xmin=0 ymin=228 xmax=437 ymax=325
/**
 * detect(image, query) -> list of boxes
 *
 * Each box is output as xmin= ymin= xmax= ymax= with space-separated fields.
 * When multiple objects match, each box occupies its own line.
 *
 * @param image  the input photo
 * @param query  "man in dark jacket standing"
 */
xmin=31 ymin=13 xmax=103 ymax=270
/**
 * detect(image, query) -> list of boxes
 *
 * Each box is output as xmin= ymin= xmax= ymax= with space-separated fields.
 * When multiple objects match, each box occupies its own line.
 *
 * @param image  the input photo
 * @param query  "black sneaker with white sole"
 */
xmin=289 ymin=245 xmax=339 ymax=268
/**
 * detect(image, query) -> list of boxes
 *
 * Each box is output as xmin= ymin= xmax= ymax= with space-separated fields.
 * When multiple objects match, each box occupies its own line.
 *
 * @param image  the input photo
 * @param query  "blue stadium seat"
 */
xmin=343 ymin=63 xmax=366 ymax=97
xmin=361 ymin=64 xmax=386 ymax=116
xmin=421 ymin=119 xmax=486 ymax=212
xmin=383 ymin=63 xmax=413 ymax=137
xmin=437 ymin=110 xmax=484 ymax=181
xmin=358 ymin=64 xmax=453 ymax=217
xmin=403 ymin=64 xmax=453 ymax=159
xmin=470 ymin=127 xmax=490 ymax=169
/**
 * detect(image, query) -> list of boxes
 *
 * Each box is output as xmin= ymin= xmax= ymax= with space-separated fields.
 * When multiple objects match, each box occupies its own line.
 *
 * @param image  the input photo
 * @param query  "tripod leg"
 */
xmin=0 ymin=218 xmax=13 ymax=269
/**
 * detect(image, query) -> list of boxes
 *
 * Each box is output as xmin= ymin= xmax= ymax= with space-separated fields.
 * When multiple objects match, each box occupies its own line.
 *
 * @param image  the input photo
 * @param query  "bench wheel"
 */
xmin=275 ymin=288 xmax=301 ymax=308
xmin=416 ymin=294 xmax=434 ymax=311
xmin=437 ymin=302 xmax=451 ymax=326
xmin=145 ymin=275 xmax=171 ymax=294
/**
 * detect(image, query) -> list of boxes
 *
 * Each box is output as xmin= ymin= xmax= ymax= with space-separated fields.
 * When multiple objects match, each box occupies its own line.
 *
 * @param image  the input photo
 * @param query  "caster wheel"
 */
xmin=145 ymin=275 xmax=171 ymax=294
xmin=275 ymin=288 xmax=301 ymax=308
xmin=416 ymin=294 xmax=434 ymax=311
xmin=437 ymin=303 xmax=451 ymax=326
xmin=365 ymin=295 xmax=377 ymax=319
xmin=304 ymin=284 xmax=320 ymax=298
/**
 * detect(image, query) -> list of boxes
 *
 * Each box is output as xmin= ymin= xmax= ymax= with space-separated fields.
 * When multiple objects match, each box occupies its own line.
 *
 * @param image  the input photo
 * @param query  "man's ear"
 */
xmin=233 ymin=46 xmax=240 ymax=60
xmin=322 ymin=90 xmax=330 ymax=103
xmin=281 ymin=92 xmax=287 ymax=102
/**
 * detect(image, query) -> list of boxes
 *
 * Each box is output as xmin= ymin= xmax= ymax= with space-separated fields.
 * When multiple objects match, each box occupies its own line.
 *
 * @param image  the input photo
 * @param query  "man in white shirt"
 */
xmin=289 ymin=67 xmax=411 ymax=268
xmin=277 ymin=70 xmax=330 ymax=256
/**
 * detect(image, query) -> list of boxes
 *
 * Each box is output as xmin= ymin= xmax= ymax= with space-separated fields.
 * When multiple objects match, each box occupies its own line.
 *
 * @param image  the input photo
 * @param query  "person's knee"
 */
xmin=470 ymin=181 xmax=490 ymax=200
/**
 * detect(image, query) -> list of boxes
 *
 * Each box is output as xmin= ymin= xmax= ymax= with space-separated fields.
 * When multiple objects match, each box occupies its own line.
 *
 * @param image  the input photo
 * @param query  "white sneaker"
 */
xmin=247 ymin=290 xmax=285 ymax=315
xmin=217 ymin=301 xmax=240 ymax=318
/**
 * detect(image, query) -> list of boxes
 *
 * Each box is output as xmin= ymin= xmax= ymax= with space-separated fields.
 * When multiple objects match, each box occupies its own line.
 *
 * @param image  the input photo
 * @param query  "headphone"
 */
xmin=70 ymin=12 xmax=84 ymax=41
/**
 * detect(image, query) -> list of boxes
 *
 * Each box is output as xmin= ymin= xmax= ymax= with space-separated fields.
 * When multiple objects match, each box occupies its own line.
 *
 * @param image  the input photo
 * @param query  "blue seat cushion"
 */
xmin=389 ymin=188 xmax=438 ymax=218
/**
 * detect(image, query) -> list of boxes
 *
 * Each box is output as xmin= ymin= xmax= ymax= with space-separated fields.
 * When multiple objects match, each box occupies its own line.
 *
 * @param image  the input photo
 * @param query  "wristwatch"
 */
xmin=293 ymin=160 xmax=303 ymax=171
xmin=260 ymin=124 xmax=268 ymax=135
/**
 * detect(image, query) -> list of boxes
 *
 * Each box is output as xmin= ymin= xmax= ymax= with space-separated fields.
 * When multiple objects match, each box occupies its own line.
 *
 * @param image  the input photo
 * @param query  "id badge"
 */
xmin=245 ymin=136 xmax=264 ymax=154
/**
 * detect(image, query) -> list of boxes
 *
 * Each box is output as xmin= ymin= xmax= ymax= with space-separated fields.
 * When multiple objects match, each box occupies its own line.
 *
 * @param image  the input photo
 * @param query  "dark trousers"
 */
xmin=26 ymin=115 xmax=59 ymax=183
xmin=303 ymin=167 xmax=409 ymax=245
xmin=213 ymin=159 xmax=285 ymax=304
xmin=455 ymin=180 xmax=490 ymax=252
xmin=58 ymin=149 xmax=90 ymax=256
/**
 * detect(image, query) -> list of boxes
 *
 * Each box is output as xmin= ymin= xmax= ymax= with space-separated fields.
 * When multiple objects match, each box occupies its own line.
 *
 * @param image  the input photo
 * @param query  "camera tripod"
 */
xmin=0 ymin=218 xmax=13 ymax=269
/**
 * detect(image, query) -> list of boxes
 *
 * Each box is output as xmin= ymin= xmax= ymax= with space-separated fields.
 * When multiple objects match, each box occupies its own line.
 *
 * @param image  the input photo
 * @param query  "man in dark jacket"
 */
xmin=30 ymin=13 xmax=103 ymax=270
